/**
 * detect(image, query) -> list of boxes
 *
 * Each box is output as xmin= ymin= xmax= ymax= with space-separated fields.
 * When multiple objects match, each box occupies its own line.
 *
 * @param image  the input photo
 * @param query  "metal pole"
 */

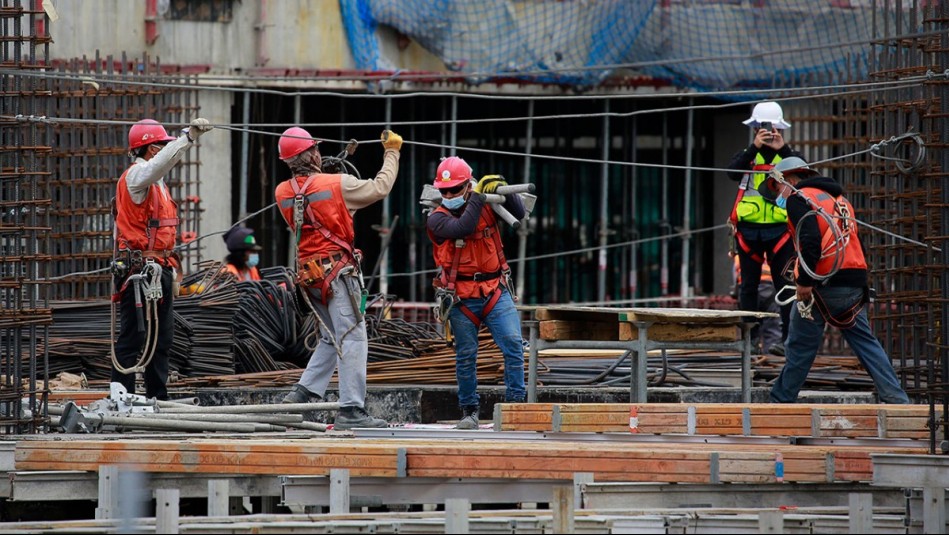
xmin=380 ymin=97 xmax=392 ymax=297
xmin=660 ymin=115 xmax=670 ymax=296
xmin=629 ymin=116 xmax=638 ymax=301
xmin=680 ymin=104 xmax=694 ymax=307
xmin=238 ymin=91 xmax=250 ymax=220
xmin=450 ymin=95 xmax=458 ymax=156
xmin=288 ymin=95 xmax=302 ymax=265
xmin=597 ymin=101 xmax=610 ymax=302
xmin=516 ymin=100 xmax=534 ymax=300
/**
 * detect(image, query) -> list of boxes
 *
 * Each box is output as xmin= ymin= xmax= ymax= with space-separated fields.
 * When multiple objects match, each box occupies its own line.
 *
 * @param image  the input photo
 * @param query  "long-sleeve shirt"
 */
xmin=428 ymin=191 xmax=526 ymax=242
xmin=339 ymin=149 xmax=400 ymax=212
xmin=125 ymin=134 xmax=194 ymax=204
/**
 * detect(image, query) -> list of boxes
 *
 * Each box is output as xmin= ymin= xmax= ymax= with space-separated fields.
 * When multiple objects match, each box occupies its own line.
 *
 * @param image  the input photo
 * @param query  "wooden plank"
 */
xmin=539 ymin=320 xmax=618 ymax=341
xmin=619 ymin=322 xmax=738 ymax=342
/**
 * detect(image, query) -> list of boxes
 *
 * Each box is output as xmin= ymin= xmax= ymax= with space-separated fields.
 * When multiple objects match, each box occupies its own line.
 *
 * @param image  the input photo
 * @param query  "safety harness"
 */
xmin=728 ymin=160 xmax=791 ymax=263
xmin=284 ymin=174 xmax=358 ymax=305
xmin=434 ymin=207 xmax=513 ymax=329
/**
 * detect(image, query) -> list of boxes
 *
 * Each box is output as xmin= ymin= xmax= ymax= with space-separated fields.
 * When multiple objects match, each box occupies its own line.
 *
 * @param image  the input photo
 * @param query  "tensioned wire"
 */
xmin=3 ymin=66 xmax=940 ymax=104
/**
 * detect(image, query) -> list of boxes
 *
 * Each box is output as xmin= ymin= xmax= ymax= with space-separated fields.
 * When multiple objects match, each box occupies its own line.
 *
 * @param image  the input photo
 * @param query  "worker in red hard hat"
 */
xmin=274 ymin=126 xmax=403 ymax=430
xmin=427 ymin=156 xmax=527 ymax=430
xmin=111 ymin=117 xmax=214 ymax=400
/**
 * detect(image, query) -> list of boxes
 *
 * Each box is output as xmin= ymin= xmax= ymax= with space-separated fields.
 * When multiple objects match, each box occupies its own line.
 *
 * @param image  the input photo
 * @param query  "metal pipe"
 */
xmin=629 ymin=115 xmax=638 ymax=301
xmin=680 ymin=103 xmax=694 ymax=307
xmin=128 ymin=413 xmax=304 ymax=424
xmin=597 ymin=100 xmax=610 ymax=302
xmin=516 ymin=100 xmax=534 ymax=300
xmin=158 ymin=402 xmax=339 ymax=414
xmin=284 ymin=421 xmax=330 ymax=432
xmin=380 ymin=96 xmax=392 ymax=298
xmin=660 ymin=115 xmax=669 ymax=296
xmin=494 ymin=184 xmax=535 ymax=195
xmin=85 ymin=414 xmax=266 ymax=433
xmin=450 ymin=95 xmax=458 ymax=156
xmin=238 ymin=91 xmax=250 ymax=219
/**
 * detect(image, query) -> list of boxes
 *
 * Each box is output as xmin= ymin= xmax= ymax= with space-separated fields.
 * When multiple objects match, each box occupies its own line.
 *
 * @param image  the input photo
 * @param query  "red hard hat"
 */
xmin=279 ymin=127 xmax=319 ymax=160
xmin=128 ymin=119 xmax=176 ymax=151
xmin=434 ymin=156 xmax=472 ymax=189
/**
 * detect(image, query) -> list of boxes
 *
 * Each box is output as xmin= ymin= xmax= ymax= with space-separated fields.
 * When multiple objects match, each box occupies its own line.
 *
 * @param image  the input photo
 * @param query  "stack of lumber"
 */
xmin=13 ymin=436 xmax=925 ymax=484
xmin=495 ymin=403 xmax=938 ymax=439
xmin=531 ymin=306 xmax=752 ymax=342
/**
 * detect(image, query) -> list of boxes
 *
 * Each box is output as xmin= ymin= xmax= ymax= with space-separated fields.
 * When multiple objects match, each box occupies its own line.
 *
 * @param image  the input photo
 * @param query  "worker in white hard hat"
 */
xmin=725 ymin=101 xmax=802 ymax=357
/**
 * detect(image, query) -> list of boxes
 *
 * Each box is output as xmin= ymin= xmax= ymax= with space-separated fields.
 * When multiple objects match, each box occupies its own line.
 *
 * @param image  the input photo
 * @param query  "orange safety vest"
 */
xmin=429 ymin=203 xmax=509 ymax=300
xmin=114 ymin=164 xmax=179 ymax=266
xmin=788 ymin=188 xmax=866 ymax=280
xmin=275 ymin=174 xmax=355 ymax=263
xmin=224 ymin=263 xmax=261 ymax=282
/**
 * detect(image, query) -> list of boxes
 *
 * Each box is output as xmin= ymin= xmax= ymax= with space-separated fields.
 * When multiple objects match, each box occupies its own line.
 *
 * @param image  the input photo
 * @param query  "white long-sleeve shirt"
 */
xmin=124 ymin=134 xmax=194 ymax=204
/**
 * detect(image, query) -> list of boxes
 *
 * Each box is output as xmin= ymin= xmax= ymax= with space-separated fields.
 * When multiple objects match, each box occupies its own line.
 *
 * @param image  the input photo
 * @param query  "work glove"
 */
xmin=381 ymin=129 xmax=403 ymax=151
xmin=184 ymin=118 xmax=213 ymax=142
xmin=474 ymin=174 xmax=507 ymax=194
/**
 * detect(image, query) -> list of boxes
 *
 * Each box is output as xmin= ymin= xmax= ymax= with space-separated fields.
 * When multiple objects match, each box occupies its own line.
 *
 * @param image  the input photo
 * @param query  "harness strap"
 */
xmin=457 ymin=285 xmax=504 ymax=329
xmin=811 ymin=287 xmax=866 ymax=330
xmin=289 ymin=175 xmax=356 ymax=262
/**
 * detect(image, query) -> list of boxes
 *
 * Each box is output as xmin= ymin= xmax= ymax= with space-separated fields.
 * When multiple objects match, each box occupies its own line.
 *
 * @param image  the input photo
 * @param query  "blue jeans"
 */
xmin=448 ymin=288 xmax=526 ymax=407
xmin=770 ymin=286 xmax=909 ymax=404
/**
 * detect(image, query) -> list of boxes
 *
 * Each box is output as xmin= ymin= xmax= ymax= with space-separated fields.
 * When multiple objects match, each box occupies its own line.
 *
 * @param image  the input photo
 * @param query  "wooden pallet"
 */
xmin=495 ymin=403 xmax=938 ymax=439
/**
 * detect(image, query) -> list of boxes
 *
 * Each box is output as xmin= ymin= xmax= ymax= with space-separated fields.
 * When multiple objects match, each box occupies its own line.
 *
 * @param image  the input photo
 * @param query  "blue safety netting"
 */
xmin=340 ymin=0 xmax=904 ymax=96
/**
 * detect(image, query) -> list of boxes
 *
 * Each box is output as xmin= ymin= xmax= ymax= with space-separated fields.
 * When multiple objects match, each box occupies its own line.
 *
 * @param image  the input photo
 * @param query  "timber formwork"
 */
xmin=0 ymin=0 xmax=50 ymax=433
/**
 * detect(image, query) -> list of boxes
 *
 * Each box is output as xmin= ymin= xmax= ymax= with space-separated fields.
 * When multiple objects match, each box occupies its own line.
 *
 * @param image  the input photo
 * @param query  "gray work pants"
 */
xmin=298 ymin=273 xmax=368 ymax=408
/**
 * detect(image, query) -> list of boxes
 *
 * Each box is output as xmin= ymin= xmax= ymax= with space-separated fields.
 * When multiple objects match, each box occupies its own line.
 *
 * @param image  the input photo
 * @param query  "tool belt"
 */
xmin=298 ymin=251 xmax=356 ymax=304
xmin=454 ymin=269 xmax=503 ymax=282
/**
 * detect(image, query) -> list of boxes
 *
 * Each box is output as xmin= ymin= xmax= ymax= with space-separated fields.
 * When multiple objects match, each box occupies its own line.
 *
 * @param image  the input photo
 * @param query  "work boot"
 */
xmin=768 ymin=342 xmax=786 ymax=357
xmin=455 ymin=405 xmax=480 ymax=430
xmin=281 ymin=384 xmax=321 ymax=404
xmin=334 ymin=406 xmax=388 ymax=430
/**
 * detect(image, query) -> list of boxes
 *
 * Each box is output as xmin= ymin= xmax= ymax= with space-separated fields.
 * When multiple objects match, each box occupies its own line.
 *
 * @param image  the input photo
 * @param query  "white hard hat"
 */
xmin=742 ymin=101 xmax=791 ymax=129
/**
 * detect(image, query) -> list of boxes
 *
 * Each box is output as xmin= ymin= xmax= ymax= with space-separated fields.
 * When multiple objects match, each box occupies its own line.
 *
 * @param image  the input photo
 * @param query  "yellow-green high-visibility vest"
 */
xmin=735 ymin=152 xmax=788 ymax=224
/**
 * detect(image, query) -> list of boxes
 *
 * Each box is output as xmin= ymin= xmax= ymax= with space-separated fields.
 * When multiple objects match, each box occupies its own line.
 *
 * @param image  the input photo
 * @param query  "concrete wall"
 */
xmin=44 ymin=0 xmax=443 ymax=267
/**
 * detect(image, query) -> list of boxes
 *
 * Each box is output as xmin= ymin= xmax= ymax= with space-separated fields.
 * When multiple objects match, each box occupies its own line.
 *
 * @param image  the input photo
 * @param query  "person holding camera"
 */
xmin=726 ymin=101 xmax=802 ymax=357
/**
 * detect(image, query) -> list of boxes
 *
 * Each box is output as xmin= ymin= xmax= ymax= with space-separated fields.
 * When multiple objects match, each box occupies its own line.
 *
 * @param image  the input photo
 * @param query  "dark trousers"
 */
xmin=737 ymin=233 xmax=795 ymax=343
xmin=111 ymin=268 xmax=174 ymax=400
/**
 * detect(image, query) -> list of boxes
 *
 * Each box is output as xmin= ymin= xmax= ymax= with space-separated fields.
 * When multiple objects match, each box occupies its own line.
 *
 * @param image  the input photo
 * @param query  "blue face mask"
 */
xmin=247 ymin=253 xmax=260 ymax=267
xmin=775 ymin=195 xmax=788 ymax=210
xmin=441 ymin=196 xmax=466 ymax=210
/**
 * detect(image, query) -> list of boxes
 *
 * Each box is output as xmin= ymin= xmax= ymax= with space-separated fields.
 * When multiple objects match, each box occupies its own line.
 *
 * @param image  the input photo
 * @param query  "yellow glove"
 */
xmin=474 ymin=174 xmax=507 ymax=194
xmin=381 ymin=130 xmax=403 ymax=151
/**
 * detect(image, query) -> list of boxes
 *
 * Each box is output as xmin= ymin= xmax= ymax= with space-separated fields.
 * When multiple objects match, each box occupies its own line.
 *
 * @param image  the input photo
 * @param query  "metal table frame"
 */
xmin=526 ymin=318 xmax=755 ymax=403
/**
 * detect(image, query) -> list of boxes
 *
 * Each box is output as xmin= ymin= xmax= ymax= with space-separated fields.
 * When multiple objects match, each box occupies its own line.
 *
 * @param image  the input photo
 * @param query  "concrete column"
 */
xmin=154 ymin=488 xmax=180 ymax=534
xmin=207 ymin=480 xmax=229 ymax=517
xmin=445 ymin=498 xmax=470 ymax=534
xmin=329 ymin=468 xmax=350 ymax=515
xmin=95 ymin=465 xmax=119 ymax=520
xmin=758 ymin=510 xmax=784 ymax=533
xmin=848 ymin=493 xmax=873 ymax=533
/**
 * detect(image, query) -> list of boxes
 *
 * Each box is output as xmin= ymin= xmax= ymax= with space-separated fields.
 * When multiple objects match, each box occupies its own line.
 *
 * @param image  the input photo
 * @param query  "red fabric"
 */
xmin=430 ymin=204 xmax=506 ymax=299
xmin=115 ymin=164 xmax=178 ymax=265
xmin=789 ymin=188 xmax=867 ymax=278
xmin=275 ymin=174 xmax=354 ymax=262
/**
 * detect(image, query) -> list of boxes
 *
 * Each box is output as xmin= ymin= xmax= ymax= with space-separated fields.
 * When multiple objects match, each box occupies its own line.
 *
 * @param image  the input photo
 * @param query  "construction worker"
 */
xmin=112 ymin=117 xmax=214 ymax=400
xmin=274 ymin=126 xmax=402 ymax=430
xmin=731 ymin=255 xmax=781 ymax=353
xmin=222 ymin=227 xmax=263 ymax=281
xmin=759 ymin=157 xmax=909 ymax=404
xmin=427 ymin=157 xmax=527 ymax=430
xmin=726 ymin=101 xmax=802 ymax=357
